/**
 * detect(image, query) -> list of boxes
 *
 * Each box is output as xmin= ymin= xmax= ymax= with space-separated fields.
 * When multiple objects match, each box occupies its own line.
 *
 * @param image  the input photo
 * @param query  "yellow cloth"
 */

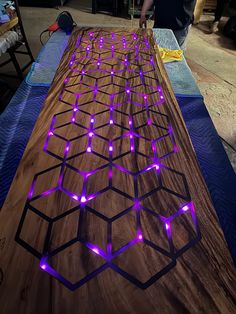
xmin=158 ymin=47 xmax=183 ymax=63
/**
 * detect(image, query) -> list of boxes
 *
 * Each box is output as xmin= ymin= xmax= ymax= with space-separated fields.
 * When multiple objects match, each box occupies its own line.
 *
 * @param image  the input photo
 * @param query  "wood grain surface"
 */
xmin=0 ymin=28 xmax=235 ymax=314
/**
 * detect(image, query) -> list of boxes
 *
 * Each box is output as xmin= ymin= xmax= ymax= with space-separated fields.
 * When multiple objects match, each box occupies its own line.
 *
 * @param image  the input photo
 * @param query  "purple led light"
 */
xmin=92 ymin=248 xmax=99 ymax=255
xmin=144 ymin=95 xmax=147 ymax=100
xmin=155 ymin=164 xmax=160 ymax=170
xmin=165 ymin=223 xmax=170 ymax=230
xmin=66 ymin=146 xmax=70 ymax=152
xmin=48 ymin=131 xmax=54 ymax=136
xmin=72 ymin=195 xmax=79 ymax=201
xmin=89 ymin=132 xmax=94 ymax=137
xmin=111 ymin=71 xmax=114 ymax=75
xmin=72 ymin=117 xmax=75 ymax=122
xmin=138 ymin=234 xmax=143 ymax=240
xmin=91 ymin=118 xmax=95 ymax=123
xmin=126 ymin=89 xmax=130 ymax=94
xmin=87 ymin=147 xmax=92 ymax=153
xmin=97 ymin=62 xmax=101 ymax=66
xmin=73 ymin=107 xmax=78 ymax=112
xmin=131 ymin=145 xmax=134 ymax=152
xmin=182 ymin=205 xmax=189 ymax=212
xmin=81 ymin=70 xmax=85 ymax=75
xmin=109 ymin=145 xmax=113 ymax=152
xmin=160 ymin=95 xmax=164 ymax=100
xmin=81 ymin=196 xmax=87 ymax=203
xmin=109 ymin=119 xmax=114 ymax=125
xmin=41 ymin=264 xmax=46 ymax=270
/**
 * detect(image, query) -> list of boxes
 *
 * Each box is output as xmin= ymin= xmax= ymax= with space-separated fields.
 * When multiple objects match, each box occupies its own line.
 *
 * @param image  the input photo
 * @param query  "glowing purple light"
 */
xmin=41 ymin=264 xmax=46 ymax=270
xmin=81 ymin=196 xmax=87 ymax=203
xmin=97 ymin=62 xmax=101 ymax=66
xmin=138 ymin=234 xmax=143 ymax=240
xmin=109 ymin=145 xmax=113 ymax=152
xmin=73 ymin=107 xmax=78 ymax=112
xmin=92 ymin=248 xmax=99 ymax=255
xmin=48 ymin=131 xmax=54 ymax=136
xmin=111 ymin=71 xmax=114 ymax=75
xmin=91 ymin=118 xmax=95 ymax=123
xmin=165 ymin=223 xmax=170 ymax=230
xmin=72 ymin=195 xmax=79 ymax=201
xmin=126 ymin=89 xmax=130 ymax=94
xmin=182 ymin=205 xmax=189 ymax=212
xmin=131 ymin=145 xmax=134 ymax=152
xmin=110 ymin=119 xmax=114 ymax=125
xmin=130 ymin=134 xmax=133 ymax=139
xmin=72 ymin=118 xmax=75 ymax=122
xmin=87 ymin=147 xmax=92 ymax=153
xmin=82 ymin=70 xmax=85 ymax=75
xmin=89 ymin=132 xmax=94 ymax=137
xmin=144 ymin=95 xmax=147 ymax=100
xmin=129 ymin=120 xmax=132 ymax=126
xmin=66 ymin=146 xmax=70 ymax=152
xmin=64 ymin=78 xmax=68 ymax=84
xmin=160 ymin=95 xmax=164 ymax=100
xmin=155 ymin=164 xmax=160 ymax=170
xmin=70 ymin=61 xmax=73 ymax=66
xmin=124 ymin=58 xmax=127 ymax=62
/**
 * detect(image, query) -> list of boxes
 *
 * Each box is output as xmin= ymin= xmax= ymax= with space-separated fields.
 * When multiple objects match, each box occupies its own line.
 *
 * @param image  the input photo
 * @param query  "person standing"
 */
xmin=210 ymin=0 xmax=231 ymax=33
xmin=139 ymin=0 xmax=196 ymax=50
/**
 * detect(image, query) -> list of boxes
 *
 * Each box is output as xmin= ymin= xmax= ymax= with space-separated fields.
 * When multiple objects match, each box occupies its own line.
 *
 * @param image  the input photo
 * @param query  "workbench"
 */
xmin=0 ymin=27 xmax=235 ymax=314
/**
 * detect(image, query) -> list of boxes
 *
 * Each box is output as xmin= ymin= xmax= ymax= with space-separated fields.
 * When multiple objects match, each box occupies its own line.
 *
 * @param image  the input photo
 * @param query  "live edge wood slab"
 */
xmin=0 ymin=28 xmax=235 ymax=314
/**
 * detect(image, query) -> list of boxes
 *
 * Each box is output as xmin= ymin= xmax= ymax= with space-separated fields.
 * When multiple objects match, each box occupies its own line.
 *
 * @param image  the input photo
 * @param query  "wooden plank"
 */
xmin=0 ymin=28 xmax=235 ymax=314
xmin=0 ymin=17 xmax=18 ymax=36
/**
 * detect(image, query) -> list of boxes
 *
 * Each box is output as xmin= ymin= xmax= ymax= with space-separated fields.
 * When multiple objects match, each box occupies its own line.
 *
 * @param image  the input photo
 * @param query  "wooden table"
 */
xmin=0 ymin=28 xmax=235 ymax=314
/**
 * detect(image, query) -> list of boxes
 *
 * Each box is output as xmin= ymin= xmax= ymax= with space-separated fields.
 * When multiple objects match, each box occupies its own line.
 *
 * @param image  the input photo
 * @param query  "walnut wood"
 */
xmin=0 ymin=28 xmax=235 ymax=314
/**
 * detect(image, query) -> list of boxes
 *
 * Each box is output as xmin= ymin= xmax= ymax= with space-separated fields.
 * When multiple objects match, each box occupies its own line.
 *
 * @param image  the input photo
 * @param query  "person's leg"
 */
xmin=214 ymin=0 xmax=228 ymax=22
xmin=173 ymin=25 xmax=191 ymax=50
xmin=211 ymin=0 xmax=231 ymax=32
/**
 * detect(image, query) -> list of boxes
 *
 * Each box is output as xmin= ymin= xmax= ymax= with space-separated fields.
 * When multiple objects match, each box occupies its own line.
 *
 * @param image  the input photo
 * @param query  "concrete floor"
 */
xmin=2 ymin=0 xmax=236 ymax=171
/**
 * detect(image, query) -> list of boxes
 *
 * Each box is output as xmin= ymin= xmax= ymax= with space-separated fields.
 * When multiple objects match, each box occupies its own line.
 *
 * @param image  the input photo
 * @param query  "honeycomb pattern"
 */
xmin=16 ymin=30 xmax=201 ymax=290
